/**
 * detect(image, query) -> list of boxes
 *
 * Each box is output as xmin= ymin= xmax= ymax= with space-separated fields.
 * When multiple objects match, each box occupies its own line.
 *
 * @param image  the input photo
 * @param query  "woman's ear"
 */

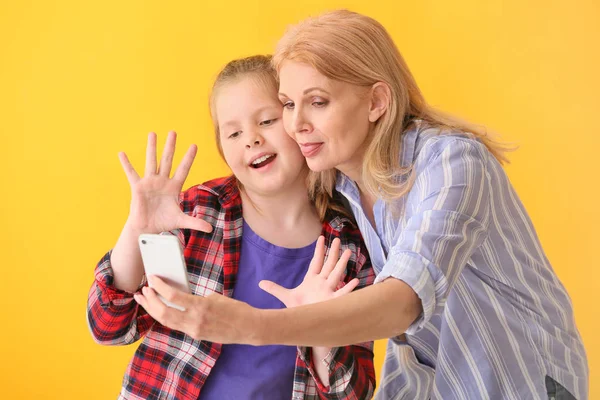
xmin=368 ymin=82 xmax=391 ymax=123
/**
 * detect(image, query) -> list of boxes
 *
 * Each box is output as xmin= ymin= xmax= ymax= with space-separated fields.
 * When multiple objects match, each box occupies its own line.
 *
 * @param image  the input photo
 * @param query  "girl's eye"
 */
xmin=312 ymin=99 xmax=328 ymax=107
xmin=282 ymin=101 xmax=294 ymax=110
xmin=228 ymin=131 xmax=241 ymax=139
xmin=259 ymin=118 xmax=277 ymax=126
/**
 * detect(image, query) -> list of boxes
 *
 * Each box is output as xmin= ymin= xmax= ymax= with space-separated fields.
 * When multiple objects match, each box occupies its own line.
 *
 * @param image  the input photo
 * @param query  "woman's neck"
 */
xmin=338 ymin=162 xmax=371 ymax=199
xmin=337 ymin=155 xmax=380 ymax=229
xmin=336 ymin=139 xmax=370 ymax=194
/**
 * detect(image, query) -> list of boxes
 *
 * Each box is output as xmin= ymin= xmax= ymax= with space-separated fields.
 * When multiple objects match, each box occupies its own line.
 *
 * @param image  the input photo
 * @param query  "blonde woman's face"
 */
xmin=216 ymin=77 xmax=308 ymax=196
xmin=278 ymin=61 xmax=372 ymax=177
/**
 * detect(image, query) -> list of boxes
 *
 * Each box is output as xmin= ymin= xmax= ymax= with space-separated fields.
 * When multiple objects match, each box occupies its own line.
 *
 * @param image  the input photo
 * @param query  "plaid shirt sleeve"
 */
xmin=86 ymin=183 xmax=202 ymax=347
xmin=294 ymin=218 xmax=377 ymax=399
xmin=86 ymin=251 xmax=155 ymax=345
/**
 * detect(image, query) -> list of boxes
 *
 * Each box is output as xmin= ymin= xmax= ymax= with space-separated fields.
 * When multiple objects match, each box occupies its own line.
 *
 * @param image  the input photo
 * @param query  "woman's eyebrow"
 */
xmin=278 ymin=87 xmax=330 ymax=98
xmin=302 ymin=87 xmax=330 ymax=95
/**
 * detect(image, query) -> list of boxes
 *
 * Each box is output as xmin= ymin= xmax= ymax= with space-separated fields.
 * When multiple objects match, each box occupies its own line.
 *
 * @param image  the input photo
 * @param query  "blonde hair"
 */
xmin=273 ymin=10 xmax=513 ymax=213
xmin=208 ymin=54 xmax=351 ymax=222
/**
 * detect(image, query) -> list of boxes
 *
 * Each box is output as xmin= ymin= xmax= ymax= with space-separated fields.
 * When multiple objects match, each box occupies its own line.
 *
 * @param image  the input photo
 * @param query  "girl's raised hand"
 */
xmin=258 ymin=237 xmax=359 ymax=308
xmin=119 ymin=131 xmax=212 ymax=234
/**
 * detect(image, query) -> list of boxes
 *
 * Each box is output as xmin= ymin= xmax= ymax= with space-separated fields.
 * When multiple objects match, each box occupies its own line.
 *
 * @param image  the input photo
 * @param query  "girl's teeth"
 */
xmin=252 ymin=154 xmax=272 ymax=165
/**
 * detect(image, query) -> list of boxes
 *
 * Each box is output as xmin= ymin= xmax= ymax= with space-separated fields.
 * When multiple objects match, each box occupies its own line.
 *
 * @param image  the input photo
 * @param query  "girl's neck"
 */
xmin=240 ymin=178 xmax=322 ymax=248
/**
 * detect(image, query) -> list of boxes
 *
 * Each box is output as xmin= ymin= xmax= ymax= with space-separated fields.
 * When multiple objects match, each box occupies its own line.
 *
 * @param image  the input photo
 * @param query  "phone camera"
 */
xmin=141 ymin=240 xmax=147 ymax=245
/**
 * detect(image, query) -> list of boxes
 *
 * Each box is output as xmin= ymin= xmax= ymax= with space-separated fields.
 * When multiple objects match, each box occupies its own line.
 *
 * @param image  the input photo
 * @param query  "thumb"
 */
xmin=259 ymin=280 xmax=290 ymax=305
xmin=181 ymin=214 xmax=213 ymax=233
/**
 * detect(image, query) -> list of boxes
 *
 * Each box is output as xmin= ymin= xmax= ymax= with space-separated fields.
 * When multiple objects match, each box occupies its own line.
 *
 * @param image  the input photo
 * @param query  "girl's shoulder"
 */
xmin=321 ymin=208 xmax=373 ymax=277
xmin=180 ymin=175 xmax=241 ymax=212
xmin=322 ymin=202 xmax=363 ymax=247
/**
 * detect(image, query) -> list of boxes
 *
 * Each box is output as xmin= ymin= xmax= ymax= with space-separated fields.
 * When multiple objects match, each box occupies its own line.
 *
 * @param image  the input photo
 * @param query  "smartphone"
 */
xmin=138 ymin=233 xmax=191 ymax=311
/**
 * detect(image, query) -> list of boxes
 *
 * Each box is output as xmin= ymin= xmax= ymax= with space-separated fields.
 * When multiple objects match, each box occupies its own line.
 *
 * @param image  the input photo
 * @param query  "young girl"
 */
xmin=86 ymin=55 xmax=375 ymax=399
xmin=135 ymin=11 xmax=588 ymax=400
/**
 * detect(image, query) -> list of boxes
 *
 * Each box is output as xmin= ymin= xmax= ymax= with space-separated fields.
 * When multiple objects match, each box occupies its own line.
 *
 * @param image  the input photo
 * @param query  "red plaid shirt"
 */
xmin=87 ymin=176 xmax=376 ymax=399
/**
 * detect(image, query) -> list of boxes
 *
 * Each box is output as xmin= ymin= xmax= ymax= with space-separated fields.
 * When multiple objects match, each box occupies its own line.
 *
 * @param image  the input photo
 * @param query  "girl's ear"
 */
xmin=368 ymin=82 xmax=391 ymax=123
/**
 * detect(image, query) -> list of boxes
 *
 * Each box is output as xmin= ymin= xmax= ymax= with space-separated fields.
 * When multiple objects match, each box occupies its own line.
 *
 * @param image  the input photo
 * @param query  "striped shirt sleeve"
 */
xmin=375 ymin=137 xmax=491 ymax=334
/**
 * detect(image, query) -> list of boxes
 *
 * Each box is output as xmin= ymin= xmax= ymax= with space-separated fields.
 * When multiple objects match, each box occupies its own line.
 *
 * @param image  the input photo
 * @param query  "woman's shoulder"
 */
xmin=410 ymin=124 xmax=489 ymax=167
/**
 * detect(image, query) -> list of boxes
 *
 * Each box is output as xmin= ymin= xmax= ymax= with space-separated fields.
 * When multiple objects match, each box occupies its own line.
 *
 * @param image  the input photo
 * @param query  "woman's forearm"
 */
xmin=255 ymin=278 xmax=421 ymax=347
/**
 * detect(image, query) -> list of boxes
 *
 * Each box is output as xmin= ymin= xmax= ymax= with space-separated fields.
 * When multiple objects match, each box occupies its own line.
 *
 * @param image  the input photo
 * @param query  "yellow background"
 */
xmin=1 ymin=1 xmax=597 ymax=398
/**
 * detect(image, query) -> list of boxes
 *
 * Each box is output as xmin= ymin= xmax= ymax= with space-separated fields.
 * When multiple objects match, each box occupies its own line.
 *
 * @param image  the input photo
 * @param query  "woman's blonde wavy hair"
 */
xmin=273 ymin=10 xmax=513 ymax=219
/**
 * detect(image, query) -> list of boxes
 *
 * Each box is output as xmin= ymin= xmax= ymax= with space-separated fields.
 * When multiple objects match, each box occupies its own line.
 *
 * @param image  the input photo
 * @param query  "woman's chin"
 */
xmin=306 ymin=157 xmax=335 ymax=172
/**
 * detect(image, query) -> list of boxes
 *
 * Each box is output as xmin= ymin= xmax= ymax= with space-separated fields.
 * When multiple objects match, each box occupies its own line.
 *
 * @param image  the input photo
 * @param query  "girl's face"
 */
xmin=278 ymin=61 xmax=373 ymax=176
xmin=216 ymin=77 xmax=308 ymax=196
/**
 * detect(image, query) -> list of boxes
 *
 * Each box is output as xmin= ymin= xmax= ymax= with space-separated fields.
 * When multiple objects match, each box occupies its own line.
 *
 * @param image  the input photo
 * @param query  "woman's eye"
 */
xmin=283 ymin=101 xmax=294 ymax=110
xmin=228 ymin=131 xmax=241 ymax=139
xmin=312 ymin=100 xmax=328 ymax=107
xmin=259 ymin=118 xmax=277 ymax=126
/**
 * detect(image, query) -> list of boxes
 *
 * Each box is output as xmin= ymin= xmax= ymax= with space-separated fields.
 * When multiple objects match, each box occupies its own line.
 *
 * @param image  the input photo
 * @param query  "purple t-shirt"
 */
xmin=200 ymin=221 xmax=317 ymax=399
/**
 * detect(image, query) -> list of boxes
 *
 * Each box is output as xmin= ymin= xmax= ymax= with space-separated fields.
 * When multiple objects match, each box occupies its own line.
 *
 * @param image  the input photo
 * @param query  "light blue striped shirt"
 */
xmin=336 ymin=123 xmax=588 ymax=399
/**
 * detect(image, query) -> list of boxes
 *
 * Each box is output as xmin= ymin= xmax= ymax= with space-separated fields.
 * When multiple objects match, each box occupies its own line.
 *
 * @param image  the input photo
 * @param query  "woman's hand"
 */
xmin=119 ymin=131 xmax=212 ymax=234
xmin=133 ymin=276 xmax=258 ymax=344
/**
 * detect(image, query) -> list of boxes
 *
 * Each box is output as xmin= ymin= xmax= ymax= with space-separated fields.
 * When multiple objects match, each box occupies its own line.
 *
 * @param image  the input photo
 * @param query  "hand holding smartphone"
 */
xmin=138 ymin=234 xmax=191 ymax=311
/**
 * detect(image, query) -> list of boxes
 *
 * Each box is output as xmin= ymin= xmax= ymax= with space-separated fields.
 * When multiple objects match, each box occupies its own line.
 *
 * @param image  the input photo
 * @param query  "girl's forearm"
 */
xmin=256 ymin=278 xmax=421 ymax=347
xmin=110 ymin=221 xmax=145 ymax=292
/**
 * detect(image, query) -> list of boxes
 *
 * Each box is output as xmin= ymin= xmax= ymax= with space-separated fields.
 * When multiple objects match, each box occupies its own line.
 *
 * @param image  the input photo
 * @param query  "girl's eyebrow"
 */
xmin=220 ymin=105 xmax=280 ymax=128
xmin=220 ymin=120 xmax=237 ymax=129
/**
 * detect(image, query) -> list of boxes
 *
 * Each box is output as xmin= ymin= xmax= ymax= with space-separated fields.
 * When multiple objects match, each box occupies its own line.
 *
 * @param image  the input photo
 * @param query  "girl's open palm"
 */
xmin=119 ymin=131 xmax=212 ymax=234
xmin=259 ymin=237 xmax=359 ymax=308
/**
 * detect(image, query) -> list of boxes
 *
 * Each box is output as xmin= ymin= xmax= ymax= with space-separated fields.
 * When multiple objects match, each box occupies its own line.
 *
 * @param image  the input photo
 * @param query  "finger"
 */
xmin=148 ymin=275 xmax=190 ymax=307
xmin=321 ymin=238 xmax=341 ymax=277
xmin=181 ymin=214 xmax=213 ymax=233
xmin=145 ymin=132 xmax=157 ymax=176
xmin=307 ymin=236 xmax=326 ymax=275
xmin=136 ymin=287 xmax=168 ymax=323
xmin=158 ymin=131 xmax=177 ymax=177
xmin=335 ymin=278 xmax=359 ymax=296
xmin=133 ymin=292 xmax=149 ymax=309
xmin=258 ymin=280 xmax=290 ymax=305
xmin=173 ymin=144 xmax=198 ymax=184
xmin=141 ymin=286 xmax=186 ymax=329
xmin=327 ymin=249 xmax=352 ymax=285
xmin=118 ymin=152 xmax=140 ymax=185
